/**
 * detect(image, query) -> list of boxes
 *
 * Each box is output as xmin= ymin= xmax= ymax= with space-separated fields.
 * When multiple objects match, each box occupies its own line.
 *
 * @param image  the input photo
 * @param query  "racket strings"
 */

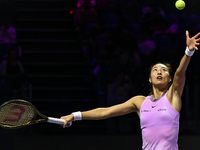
xmin=0 ymin=102 xmax=35 ymax=128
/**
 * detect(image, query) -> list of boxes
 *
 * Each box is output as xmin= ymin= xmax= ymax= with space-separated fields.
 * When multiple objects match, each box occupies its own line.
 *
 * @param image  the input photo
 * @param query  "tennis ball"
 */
xmin=175 ymin=0 xmax=185 ymax=10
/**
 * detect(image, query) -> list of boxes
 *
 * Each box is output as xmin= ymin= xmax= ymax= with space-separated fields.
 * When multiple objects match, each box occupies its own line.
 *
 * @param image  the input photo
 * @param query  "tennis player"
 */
xmin=60 ymin=30 xmax=200 ymax=150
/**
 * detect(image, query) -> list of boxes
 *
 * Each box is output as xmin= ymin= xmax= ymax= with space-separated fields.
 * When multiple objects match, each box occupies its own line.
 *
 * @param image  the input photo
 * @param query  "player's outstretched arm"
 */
xmin=60 ymin=96 xmax=145 ymax=127
xmin=168 ymin=31 xmax=200 ymax=112
xmin=171 ymin=31 xmax=200 ymax=96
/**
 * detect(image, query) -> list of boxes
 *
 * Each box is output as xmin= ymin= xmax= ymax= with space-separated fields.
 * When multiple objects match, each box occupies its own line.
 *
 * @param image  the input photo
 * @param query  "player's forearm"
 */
xmin=176 ymin=53 xmax=191 ymax=76
xmin=81 ymin=108 xmax=109 ymax=120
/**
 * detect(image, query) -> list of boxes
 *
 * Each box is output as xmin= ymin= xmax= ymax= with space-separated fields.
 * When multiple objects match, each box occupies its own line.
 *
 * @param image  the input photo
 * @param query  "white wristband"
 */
xmin=72 ymin=111 xmax=82 ymax=121
xmin=185 ymin=46 xmax=195 ymax=56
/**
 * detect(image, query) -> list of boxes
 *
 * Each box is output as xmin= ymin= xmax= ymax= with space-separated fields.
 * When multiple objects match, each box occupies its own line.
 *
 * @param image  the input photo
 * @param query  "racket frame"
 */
xmin=0 ymin=99 xmax=51 ymax=129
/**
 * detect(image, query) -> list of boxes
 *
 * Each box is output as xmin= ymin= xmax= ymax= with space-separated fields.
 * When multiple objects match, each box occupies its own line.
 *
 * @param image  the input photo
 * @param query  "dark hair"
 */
xmin=148 ymin=62 xmax=173 ymax=95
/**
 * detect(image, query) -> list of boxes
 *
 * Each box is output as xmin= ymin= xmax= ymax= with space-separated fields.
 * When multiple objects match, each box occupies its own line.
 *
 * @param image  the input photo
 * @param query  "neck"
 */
xmin=152 ymin=87 xmax=168 ymax=99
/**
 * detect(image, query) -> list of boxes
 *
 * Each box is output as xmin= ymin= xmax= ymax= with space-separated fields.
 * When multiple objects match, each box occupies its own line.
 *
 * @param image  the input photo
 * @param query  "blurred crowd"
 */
xmin=72 ymin=0 xmax=200 ymax=133
xmin=0 ymin=0 xmax=27 ymax=101
xmin=72 ymin=0 xmax=200 ymax=106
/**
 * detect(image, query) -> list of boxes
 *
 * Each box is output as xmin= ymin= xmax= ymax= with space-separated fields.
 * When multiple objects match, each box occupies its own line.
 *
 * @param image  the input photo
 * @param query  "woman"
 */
xmin=60 ymin=30 xmax=200 ymax=150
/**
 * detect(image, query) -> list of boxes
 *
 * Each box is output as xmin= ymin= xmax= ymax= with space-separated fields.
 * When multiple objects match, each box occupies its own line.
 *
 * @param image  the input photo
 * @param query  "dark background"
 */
xmin=0 ymin=0 xmax=200 ymax=149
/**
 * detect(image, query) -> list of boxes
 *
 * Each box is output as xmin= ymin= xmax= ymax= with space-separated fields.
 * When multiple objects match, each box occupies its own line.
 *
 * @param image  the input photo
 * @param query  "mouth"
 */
xmin=157 ymin=76 xmax=162 ymax=80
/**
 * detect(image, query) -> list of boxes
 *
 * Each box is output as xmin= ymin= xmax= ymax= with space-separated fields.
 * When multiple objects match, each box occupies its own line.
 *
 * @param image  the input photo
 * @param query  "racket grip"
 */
xmin=47 ymin=117 xmax=65 ymax=124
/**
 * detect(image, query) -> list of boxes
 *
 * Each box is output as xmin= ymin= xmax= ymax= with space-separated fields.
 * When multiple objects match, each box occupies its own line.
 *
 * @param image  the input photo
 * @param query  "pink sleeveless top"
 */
xmin=140 ymin=91 xmax=179 ymax=150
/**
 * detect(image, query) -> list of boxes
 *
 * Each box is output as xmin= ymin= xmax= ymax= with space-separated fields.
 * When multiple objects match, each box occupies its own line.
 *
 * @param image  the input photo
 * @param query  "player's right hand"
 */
xmin=60 ymin=114 xmax=74 ymax=128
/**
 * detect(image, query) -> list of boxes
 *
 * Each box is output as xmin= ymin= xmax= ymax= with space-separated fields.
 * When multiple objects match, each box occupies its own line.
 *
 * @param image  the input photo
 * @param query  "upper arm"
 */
xmin=168 ymin=63 xmax=186 ymax=112
xmin=170 ymin=54 xmax=190 ymax=97
xmin=171 ymin=69 xmax=185 ymax=96
xmin=103 ymin=96 xmax=145 ymax=118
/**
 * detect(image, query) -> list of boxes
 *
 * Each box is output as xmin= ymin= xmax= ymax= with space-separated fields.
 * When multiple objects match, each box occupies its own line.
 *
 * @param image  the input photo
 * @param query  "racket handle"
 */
xmin=47 ymin=117 xmax=65 ymax=124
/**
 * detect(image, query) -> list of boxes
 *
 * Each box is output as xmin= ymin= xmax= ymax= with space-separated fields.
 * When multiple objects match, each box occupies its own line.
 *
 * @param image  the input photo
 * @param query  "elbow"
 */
xmin=99 ymin=108 xmax=110 ymax=120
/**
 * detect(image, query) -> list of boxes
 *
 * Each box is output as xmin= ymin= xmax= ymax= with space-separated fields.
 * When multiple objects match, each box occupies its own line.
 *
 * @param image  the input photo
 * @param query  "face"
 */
xmin=149 ymin=63 xmax=171 ymax=86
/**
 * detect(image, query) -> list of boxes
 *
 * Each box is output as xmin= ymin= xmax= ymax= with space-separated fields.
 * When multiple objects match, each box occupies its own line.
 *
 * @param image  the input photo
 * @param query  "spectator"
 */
xmin=117 ymin=26 xmax=142 ymax=76
xmin=0 ymin=18 xmax=17 ymax=61
xmin=0 ymin=48 xmax=26 ymax=99
xmin=112 ymin=72 xmax=134 ymax=105
xmin=108 ymin=71 xmax=135 ymax=133
xmin=0 ymin=19 xmax=16 ymax=44
xmin=138 ymin=28 xmax=157 ymax=68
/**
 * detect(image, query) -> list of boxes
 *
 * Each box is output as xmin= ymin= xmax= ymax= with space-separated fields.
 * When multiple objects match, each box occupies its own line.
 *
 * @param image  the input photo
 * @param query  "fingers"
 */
xmin=186 ymin=30 xmax=189 ymax=39
xmin=186 ymin=30 xmax=200 ymax=40
xmin=193 ymin=32 xmax=200 ymax=39
xmin=186 ymin=30 xmax=200 ymax=41
xmin=66 ymin=121 xmax=72 ymax=127
xmin=63 ymin=121 xmax=72 ymax=128
xmin=196 ymin=38 xmax=200 ymax=42
xmin=194 ymin=37 xmax=200 ymax=50
xmin=60 ymin=116 xmax=73 ymax=128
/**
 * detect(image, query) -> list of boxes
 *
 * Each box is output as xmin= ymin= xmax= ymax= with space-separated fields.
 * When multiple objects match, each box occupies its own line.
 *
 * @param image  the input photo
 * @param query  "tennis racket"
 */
xmin=0 ymin=99 xmax=71 ymax=129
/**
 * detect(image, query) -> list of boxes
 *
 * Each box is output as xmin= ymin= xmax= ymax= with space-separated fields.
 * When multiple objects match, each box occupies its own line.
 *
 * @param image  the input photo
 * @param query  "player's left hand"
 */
xmin=186 ymin=30 xmax=200 ymax=51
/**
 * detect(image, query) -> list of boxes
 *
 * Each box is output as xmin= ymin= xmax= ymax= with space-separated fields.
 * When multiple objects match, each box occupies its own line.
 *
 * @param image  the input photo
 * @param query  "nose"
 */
xmin=157 ymin=70 xmax=162 ymax=74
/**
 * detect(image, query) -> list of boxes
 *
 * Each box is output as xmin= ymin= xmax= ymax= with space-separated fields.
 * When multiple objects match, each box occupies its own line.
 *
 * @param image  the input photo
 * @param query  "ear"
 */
xmin=149 ymin=77 xmax=151 ymax=83
xmin=169 ymin=77 xmax=172 ymax=82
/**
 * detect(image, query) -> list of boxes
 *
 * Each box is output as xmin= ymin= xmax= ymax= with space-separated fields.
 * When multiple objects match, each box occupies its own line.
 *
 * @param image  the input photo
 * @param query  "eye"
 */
xmin=153 ymin=68 xmax=157 ymax=71
xmin=163 ymin=68 xmax=167 ymax=71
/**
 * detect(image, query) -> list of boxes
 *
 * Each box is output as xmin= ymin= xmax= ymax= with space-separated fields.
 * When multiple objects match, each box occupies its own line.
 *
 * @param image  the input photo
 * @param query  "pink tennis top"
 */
xmin=140 ymin=91 xmax=179 ymax=150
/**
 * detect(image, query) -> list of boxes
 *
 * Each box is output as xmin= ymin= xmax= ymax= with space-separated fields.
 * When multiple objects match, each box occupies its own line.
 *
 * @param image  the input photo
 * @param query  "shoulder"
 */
xmin=125 ymin=95 xmax=146 ymax=115
xmin=131 ymin=95 xmax=147 ymax=101
xmin=129 ymin=95 xmax=146 ymax=108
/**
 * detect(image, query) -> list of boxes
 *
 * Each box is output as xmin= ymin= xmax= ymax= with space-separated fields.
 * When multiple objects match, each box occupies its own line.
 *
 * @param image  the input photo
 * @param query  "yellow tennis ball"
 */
xmin=175 ymin=0 xmax=185 ymax=10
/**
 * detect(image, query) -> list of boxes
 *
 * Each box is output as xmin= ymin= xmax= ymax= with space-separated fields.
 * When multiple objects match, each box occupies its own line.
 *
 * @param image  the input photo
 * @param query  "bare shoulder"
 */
xmin=131 ymin=95 xmax=146 ymax=100
xmin=130 ymin=95 xmax=146 ymax=101
xmin=129 ymin=95 xmax=146 ymax=109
